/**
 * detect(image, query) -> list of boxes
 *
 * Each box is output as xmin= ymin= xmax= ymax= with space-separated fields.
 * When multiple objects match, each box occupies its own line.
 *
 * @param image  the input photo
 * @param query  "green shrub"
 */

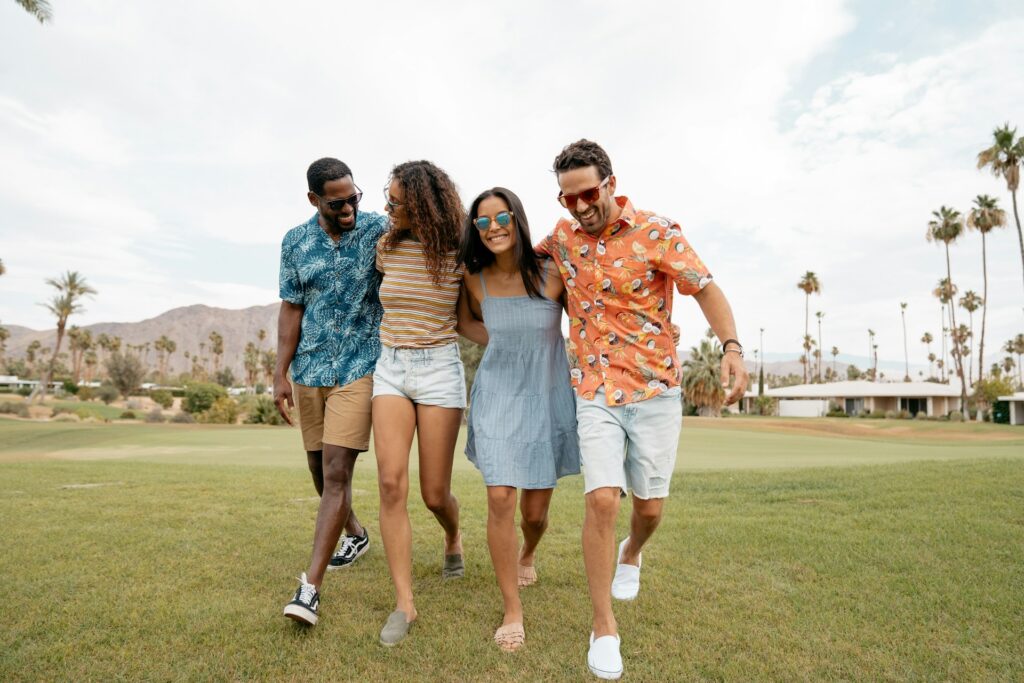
xmin=867 ymin=410 xmax=886 ymax=419
xmin=120 ymin=410 xmax=137 ymax=419
xmin=145 ymin=408 xmax=164 ymax=423
xmin=0 ymin=401 xmax=29 ymax=418
xmin=149 ymin=389 xmax=174 ymax=409
xmin=244 ymin=396 xmax=285 ymax=425
xmin=96 ymin=384 xmax=120 ymax=405
xmin=77 ymin=386 xmax=95 ymax=401
xmin=171 ymin=411 xmax=196 ymax=424
xmin=184 ymin=382 xmax=227 ymax=414
xmin=949 ymin=411 xmax=964 ymax=422
xmin=16 ymin=387 xmax=31 ymax=397
xmin=62 ymin=380 xmax=79 ymax=395
xmin=199 ymin=397 xmax=239 ymax=424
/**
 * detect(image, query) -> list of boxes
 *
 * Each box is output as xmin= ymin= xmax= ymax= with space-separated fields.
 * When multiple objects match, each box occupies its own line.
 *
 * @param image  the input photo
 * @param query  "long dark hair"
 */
xmin=458 ymin=187 xmax=543 ymax=299
xmin=383 ymin=160 xmax=464 ymax=285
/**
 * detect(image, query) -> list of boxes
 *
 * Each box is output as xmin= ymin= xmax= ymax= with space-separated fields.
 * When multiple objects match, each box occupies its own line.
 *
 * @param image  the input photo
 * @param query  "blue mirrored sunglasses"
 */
xmin=473 ymin=211 xmax=513 ymax=231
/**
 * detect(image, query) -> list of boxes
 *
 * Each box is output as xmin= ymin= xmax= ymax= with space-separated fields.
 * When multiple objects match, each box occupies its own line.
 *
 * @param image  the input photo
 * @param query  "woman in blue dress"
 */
xmin=456 ymin=187 xmax=580 ymax=652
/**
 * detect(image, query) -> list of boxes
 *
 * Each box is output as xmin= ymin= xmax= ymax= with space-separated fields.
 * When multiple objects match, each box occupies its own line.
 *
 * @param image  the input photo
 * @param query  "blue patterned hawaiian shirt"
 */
xmin=279 ymin=211 xmax=390 ymax=387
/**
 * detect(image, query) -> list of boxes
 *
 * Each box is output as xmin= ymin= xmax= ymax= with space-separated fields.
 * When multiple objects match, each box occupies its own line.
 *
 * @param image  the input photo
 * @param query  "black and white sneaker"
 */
xmin=283 ymin=572 xmax=319 ymax=625
xmin=328 ymin=531 xmax=370 ymax=570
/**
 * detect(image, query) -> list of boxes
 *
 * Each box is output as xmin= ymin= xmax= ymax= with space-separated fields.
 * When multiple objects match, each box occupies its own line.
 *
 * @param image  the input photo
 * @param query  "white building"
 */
xmin=997 ymin=392 xmax=1024 ymax=425
xmin=742 ymin=380 xmax=963 ymax=417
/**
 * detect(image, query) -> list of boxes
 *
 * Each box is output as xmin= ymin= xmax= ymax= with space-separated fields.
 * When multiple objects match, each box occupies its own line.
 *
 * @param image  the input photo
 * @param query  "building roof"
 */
xmin=997 ymin=392 xmax=1024 ymax=401
xmin=762 ymin=380 xmax=962 ymax=399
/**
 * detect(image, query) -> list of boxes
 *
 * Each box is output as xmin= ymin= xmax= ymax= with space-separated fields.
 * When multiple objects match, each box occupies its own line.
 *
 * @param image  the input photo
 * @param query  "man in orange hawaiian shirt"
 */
xmin=537 ymin=139 xmax=748 ymax=680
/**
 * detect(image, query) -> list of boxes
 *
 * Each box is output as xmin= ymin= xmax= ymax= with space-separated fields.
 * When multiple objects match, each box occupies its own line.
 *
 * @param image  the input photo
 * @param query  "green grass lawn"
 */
xmin=1 ymin=417 xmax=1022 ymax=681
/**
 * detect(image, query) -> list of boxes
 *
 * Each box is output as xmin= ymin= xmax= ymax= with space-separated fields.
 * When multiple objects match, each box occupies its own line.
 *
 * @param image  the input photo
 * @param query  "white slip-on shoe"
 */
xmin=611 ymin=537 xmax=641 ymax=601
xmin=588 ymin=632 xmax=623 ymax=680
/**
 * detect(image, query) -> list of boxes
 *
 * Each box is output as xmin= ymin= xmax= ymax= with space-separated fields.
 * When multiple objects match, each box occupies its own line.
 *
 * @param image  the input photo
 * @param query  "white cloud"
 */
xmin=0 ymin=1 xmax=1021 ymax=371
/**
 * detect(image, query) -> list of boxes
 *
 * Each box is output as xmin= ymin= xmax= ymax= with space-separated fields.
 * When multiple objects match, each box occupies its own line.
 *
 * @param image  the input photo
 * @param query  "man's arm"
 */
xmin=273 ymin=301 xmax=303 ymax=425
xmin=693 ymin=282 xmax=749 ymax=405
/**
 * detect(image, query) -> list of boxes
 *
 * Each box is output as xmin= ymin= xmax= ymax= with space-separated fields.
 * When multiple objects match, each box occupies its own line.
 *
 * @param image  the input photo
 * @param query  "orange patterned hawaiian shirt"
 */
xmin=537 ymin=196 xmax=712 ymax=405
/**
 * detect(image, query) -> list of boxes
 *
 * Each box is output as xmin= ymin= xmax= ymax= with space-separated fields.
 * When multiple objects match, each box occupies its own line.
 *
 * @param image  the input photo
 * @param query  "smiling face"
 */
xmin=475 ymin=195 xmax=517 ymax=256
xmin=556 ymin=165 xmax=617 ymax=236
xmin=384 ymin=178 xmax=410 ymax=231
xmin=308 ymin=175 xmax=359 ymax=233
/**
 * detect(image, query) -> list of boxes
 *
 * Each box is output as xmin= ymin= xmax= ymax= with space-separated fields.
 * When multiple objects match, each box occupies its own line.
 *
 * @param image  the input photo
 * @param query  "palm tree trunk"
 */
xmin=944 ymin=244 xmax=968 ymax=417
xmin=902 ymin=311 xmax=909 ymax=380
xmin=979 ymin=231 xmax=988 ymax=382
xmin=967 ymin=311 xmax=974 ymax=387
xmin=803 ymin=294 xmax=809 ymax=383
xmin=1013 ymin=189 xmax=1024 ymax=298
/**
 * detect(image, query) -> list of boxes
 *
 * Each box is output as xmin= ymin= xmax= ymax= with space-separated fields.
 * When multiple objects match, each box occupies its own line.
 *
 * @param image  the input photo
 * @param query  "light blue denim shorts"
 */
xmin=575 ymin=386 xmax=682 ymax=499
xmin=372 ymin=342 xmax=467 ymax=409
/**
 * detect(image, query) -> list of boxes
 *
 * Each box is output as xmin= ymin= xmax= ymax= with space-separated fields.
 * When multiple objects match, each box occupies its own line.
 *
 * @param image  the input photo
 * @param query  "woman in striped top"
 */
xmin=371 ymin=160 xmax=478 ymax=647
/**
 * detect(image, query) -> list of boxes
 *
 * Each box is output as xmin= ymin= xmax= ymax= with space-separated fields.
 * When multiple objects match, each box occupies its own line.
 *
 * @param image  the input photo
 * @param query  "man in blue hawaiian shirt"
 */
xmin=276 ymin=157 xmax=390 ymax=626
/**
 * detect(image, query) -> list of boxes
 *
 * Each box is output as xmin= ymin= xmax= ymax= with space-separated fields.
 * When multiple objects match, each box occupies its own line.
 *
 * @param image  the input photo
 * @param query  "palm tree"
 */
xmin=0 ymin=258 xmax=5 ymax=275
xmin=815 ymin=311 xmax=825 ymax=382
xmin=14 ymin=0 xmax=52 ymax=23
xmin=831 ymin=346 xmax=839 ymax=379
xmin=867 ymin=329 xmax=876 ymax=381
xmin=796 ymin=272 xmax=821 ymax=383
xmin=682 ymin=331 xmax=725 ymax=416
xmin=958 ymin=291 xmax=983 ymax=385
xmin=966 ymin=195 xmax=1006 ymax=385
xmin=1008 ymin=335 xmax=1024 ymax=389
xmin=208 ymin=331 xmax=224 ymax=374
xmin=977 ymin=123 xmax=1024 ymax=296
xmin=900 ymin=302 xmax=910 ymax=382
xmin=33 ymin=271 xmax=97 ymax=401
xmin=921 ymin=332 xmax=934 ymax=377
xmin=927 ymin=208 xmax=968 ymax=417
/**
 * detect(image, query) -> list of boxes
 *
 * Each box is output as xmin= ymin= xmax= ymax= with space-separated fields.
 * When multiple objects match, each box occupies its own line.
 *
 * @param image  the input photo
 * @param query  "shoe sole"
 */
xmin=611 ymin=588 xmax=638 ymax=601
xmin=326 ymin=543 xmax=370 ymax=571
xmin=587 ymin=661 xmax=623 ymax=680
xmin=283 ymin=605 xmax=318 ymax=625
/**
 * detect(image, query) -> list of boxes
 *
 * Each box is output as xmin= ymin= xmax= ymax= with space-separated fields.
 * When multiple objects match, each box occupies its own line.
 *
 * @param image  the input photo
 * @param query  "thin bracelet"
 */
xmin=724 ymin=348 xmax=743 ymax=356
xmin=721 ymin=338 xmax=742 ymax=351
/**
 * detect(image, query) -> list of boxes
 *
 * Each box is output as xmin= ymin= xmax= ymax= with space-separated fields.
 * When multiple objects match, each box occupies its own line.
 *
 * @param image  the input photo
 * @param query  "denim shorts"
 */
xmin=576 ymin=386 xmax=682 ymax=499
xmin=372 ymin=342 xmax=467 ymax=409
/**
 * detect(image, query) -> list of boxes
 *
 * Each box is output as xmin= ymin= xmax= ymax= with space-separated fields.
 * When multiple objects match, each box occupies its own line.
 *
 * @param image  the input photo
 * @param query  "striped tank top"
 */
xmin=375 ymin=236 xmax=464 ymax=348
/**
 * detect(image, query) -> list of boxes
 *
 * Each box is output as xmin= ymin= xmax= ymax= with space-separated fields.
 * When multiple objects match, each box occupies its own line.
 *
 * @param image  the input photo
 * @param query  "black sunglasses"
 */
xmin=319 ymin=185 xmax=363 ymax=211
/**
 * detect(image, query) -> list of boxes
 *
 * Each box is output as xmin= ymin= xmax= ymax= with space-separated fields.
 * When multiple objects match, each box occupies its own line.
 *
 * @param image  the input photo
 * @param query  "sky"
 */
xmin=1 ymin=0 xmax=1023 ymax=373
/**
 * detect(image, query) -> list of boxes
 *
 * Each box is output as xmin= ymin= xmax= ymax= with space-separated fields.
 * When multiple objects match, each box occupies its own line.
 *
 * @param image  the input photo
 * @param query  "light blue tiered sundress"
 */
xmin=465 ymin=269 xmax=581 ymax=489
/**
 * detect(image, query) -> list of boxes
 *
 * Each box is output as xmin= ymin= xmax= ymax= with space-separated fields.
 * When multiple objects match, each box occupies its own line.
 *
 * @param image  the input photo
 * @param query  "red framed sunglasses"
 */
xmin=557 ymin=177 xmax=610 ymax=210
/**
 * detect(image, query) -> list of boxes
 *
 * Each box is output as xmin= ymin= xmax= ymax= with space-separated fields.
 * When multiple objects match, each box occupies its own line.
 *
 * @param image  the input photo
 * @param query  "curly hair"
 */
xmin=384 ymin=160 xmax=465 ymax=285
xmin=552 ymin=139 xmax=613 ymax=179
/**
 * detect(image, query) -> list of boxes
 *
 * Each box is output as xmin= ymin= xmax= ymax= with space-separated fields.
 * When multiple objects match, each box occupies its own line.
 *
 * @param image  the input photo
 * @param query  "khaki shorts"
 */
xmin=294 ymin=374 xmax=373 ymax=452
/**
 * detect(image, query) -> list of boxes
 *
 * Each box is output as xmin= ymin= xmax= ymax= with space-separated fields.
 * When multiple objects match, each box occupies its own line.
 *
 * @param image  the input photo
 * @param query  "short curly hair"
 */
xmin=383 ymin=160 xmax=465 ymax=285
xmin=306 ymin=157 xmax=352 ymax=195
xmin=552 ymin=139 xmax=613 ymax=179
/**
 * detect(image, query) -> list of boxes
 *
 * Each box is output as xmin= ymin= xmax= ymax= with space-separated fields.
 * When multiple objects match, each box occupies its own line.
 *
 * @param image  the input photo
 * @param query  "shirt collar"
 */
xmin=568 ymin=196 xmax=636 ymax=238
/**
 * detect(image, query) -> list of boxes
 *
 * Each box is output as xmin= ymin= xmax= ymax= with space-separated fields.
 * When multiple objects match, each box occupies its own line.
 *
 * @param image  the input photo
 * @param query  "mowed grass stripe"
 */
xmin=1 ymin=455 xmax=1021 ymax=680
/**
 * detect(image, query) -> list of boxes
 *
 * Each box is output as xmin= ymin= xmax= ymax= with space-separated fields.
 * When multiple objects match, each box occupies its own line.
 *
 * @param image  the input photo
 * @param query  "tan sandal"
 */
xmin=517 ymin=564 xmax=537 ymax=587
xmin=494 ymin=622 xmax=525 ymax=652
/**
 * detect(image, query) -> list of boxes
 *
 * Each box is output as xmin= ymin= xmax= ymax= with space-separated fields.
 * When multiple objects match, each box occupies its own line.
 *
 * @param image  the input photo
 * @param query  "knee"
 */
xmin=421 ymin=487 xmax=450 ymax=515
xmin=378 ymin=474 xmax=407 ymax=506
xmin=634 ymin=506 xmax=662 ymax=528
xmin=487 ymin=488 xmax=516 ymax=519
xmin=520 ymin=507 xmax=548 ymax=531
xmin=586 ymin=488 xmax=621 ymax=520
xmin=322 ymin=461 xmax=353 ymax=490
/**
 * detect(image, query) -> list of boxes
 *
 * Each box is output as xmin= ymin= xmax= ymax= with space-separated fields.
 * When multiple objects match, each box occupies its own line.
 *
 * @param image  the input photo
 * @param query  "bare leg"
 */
xmin=583 ymin=487 xmax=621 ymax=638
xmin=306 ymin=450 xmax=324 ymax=496
xmin=308 ymin=448 xmax=363 ymax=537
xmin=373 ymin=396 xmax=418 ymax=620
xmin=305 ymin=444 xmax=359 ymax=587
xmin=518 ymin=488 xmax=553 ymax=568
xmin=486 ymin=486 xmax=522 ymax=625
xmin=414 ymin=404 xmax=463 ymax=554
xmin=620 ymin=495 xmax=664 ymax=566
